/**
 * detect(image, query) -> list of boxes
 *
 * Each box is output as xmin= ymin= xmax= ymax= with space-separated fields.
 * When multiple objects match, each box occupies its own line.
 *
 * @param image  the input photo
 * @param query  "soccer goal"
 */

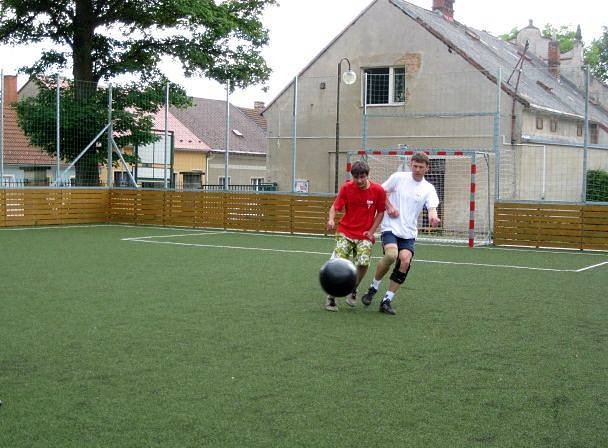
xmin=347 ymin=148 xmax=492 ymax=246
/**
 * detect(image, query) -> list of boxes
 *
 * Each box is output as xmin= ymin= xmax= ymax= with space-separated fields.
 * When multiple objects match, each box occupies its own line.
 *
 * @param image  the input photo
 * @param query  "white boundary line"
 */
xmin=122 ymin=231 xmax=227 ymax=241
xmin=575 ymin=261 xmax=608 ymax=272
xmin=3 ymin=224 xmax=608 ymax=269
xmin=124 ymin=238 xmax=605 ymax=273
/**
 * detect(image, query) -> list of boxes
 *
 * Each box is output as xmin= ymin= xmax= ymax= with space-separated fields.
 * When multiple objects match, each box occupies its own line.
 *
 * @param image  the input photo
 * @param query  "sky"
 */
xmin=0 ymin=0 xmax=605 ymax=108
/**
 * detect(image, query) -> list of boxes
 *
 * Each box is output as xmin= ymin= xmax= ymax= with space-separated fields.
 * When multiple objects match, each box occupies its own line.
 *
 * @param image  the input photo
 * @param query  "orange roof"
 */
xmin=153 ymin=107 xmax=211 ymax=151
xmin=2 ymin=105 xmax=57 ymax=166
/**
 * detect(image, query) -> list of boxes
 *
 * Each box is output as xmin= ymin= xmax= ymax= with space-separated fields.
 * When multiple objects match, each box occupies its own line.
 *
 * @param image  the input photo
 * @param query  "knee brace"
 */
xmin=390 ymin=260 xmax=411 ymax=284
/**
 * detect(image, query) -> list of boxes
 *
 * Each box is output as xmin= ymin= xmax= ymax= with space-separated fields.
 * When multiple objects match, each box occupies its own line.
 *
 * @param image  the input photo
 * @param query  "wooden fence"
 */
xmin=4 ymin=190 xmax=608 ymax=249
xmin=109 ymin=189 xmax=335 ymax=234
xmin=494 ymin=202 xmax=608 ymax=250
xmin=0 ymin=188 xmax=335 ymax=234
xmin=0 ymin=189 xmax=109 ymax=227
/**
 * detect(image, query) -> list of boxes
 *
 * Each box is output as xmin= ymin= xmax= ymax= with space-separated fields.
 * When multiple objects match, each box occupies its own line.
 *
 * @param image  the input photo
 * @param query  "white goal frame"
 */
xmin=347 ymin=148 xmax=492 ymax=246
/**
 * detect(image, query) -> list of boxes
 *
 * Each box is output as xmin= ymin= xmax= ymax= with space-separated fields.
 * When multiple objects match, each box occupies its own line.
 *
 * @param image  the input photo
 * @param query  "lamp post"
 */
xmin=335 ymin=57 xmax=357 ymax=193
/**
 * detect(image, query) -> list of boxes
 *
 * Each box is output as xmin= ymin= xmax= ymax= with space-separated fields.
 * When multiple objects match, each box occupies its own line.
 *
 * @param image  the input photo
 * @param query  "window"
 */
xmin=535 ymin=117 xmax=543 ymax=130
xmin=2 ymin=174 xmax=15 ymax=187
xmin=251 ymin=177 xmax=265 ymax=191
xmin=218 ymin=176 xmax=231 ymax=188
xmin=183 ymin=172 xmax=202 ymax=189
xmin=590 ymin=123 xmax=598 ymax=144
xmin=364 ymin=67 xmax=406 ymax=105
xmin=114 ymin=171 xmax=131 ymax=187
xmin=577 ymin=123 xmax=583 ymax=137
xmin=23 ymin=167 xmax=50 ymax=186
xmin=550 ymin=119 xmax=558 ymax=132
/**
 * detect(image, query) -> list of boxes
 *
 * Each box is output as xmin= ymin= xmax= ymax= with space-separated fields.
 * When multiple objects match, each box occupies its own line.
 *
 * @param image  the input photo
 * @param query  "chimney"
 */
xmin=432 ymin=0 xmax=455 ymax=21
xmin=2 ymin=75 xmax=18 ymax=107
xmin=548 ymin=35 xmax=560 ymax=78
xmin=254 ymin=101 xmax=265 ymax=112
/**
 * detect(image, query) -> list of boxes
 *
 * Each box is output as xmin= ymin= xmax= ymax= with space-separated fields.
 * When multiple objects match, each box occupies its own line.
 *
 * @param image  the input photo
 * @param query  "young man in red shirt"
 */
xmin=325 ymin=161 xmax=386 ymax=311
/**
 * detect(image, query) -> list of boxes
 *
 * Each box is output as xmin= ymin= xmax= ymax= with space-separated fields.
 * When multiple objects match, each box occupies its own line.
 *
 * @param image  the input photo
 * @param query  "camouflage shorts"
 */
xmin=332 ymin=233 xmax=373 ymax=267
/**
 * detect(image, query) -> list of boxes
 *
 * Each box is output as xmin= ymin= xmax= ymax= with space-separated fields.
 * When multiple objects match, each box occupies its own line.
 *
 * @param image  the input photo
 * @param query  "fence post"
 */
xmin=224 ymin=80 xmax=230 ymax=191
xmin=0 ymin=69 xmax=4 ymax=187
xmin=107 ymin=83 xmax=113 ymax=188
xmin=164 ymin=82 xmax=169 ymax=190
xmin=582 ymin=66 xmax=590 ymax=203
xmin=56 ymin=73 xmax=61 ymax=184
xmin=493 ymin=68 xmax=502 ymax=202
xmin=291 ymin=75 xmax=298 ymax=193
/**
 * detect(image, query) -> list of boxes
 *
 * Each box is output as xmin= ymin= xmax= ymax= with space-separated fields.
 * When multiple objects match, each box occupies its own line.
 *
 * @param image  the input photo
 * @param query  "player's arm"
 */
xmin=382 ymin=174 xmax=399 ymax=218
xmin=327 ymin=204 xmax=337 ymax=231
xmin=328 ymin=185 xmax=346 ymax=231
xmin=428 ymin=207 xmax=440 ymax=227
xmin=363 ymin=211 xmax=384 ymax=243
xmin=427 ymin=187 xmax=440 ymax=227
xmin=385 ymin=198 xmax=399 ymax=218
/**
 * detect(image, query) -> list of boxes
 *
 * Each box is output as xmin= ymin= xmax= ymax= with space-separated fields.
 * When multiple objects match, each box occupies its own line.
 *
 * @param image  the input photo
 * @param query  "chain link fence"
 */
xmin=1 ymin=65 xmax=607 ymax=202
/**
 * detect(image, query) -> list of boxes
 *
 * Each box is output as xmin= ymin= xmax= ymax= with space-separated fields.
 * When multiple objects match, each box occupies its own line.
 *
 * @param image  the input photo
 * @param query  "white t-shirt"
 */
xmin=380 ymin=171 xmax=440 ymax=239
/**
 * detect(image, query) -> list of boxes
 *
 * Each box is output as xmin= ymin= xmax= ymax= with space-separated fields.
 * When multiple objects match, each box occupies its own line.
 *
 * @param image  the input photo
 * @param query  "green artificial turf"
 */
xmin=0 ymin=225 xmax=607 ymax=447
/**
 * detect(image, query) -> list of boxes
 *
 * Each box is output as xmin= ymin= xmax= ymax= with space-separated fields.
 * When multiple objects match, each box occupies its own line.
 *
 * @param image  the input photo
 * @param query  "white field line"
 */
xmin=575 ymin=261 xmax=608 ymax=272
xmin=477 ymin=245 xmax=608 ymax=257
xmin=124 ymin=238 xmax=605 ymax=272
xmin=122 ymin=231 xmax=227 ymax=241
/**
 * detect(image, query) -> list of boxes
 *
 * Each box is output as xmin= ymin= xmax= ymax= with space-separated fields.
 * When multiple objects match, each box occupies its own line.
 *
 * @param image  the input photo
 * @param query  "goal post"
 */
xmin=347 ymin=148 xmax=492 ymax=246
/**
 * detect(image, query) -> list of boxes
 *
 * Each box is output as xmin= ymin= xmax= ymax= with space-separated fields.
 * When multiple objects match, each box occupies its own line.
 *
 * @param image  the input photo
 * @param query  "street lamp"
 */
xmin=335 ymin=57 xmax=357 ymax=193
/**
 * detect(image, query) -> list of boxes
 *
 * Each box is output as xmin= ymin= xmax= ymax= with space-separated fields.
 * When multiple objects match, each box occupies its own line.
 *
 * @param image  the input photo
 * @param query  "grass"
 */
xmin=0 ymin=224 xmax=607 ymax=447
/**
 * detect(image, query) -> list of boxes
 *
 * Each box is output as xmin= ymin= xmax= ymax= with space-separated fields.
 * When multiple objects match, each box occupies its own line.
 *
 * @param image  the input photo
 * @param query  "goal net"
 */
xmin=347 ymin=149 xmax=492 ymax=246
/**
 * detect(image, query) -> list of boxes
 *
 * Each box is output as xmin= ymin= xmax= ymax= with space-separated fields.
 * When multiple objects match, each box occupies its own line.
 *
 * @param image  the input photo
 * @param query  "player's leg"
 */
xmin=379 ymin=239 xmax=415 ymax=315
xmin=362 ymin=232 xmax=398 ymax=306
xmin=325 ymin=233 xmax=355 ymax=311
xmin=346 ymin=239 xmax=373 ymax=307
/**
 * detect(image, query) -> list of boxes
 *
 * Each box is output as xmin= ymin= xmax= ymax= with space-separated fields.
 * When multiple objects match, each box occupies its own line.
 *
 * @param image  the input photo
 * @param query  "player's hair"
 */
xmin=350 ymin=161 xmax=370 ymax=176
xmin=411 ymin=152 xmax=430 ymax=166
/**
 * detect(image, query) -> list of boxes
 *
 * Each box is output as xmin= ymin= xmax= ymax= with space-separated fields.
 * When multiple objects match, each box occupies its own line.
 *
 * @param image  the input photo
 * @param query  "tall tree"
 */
xmin=541 ymin=24 xmax=578 ymax=53
xmin=585 ymin=27 xmax=608 ymax=82
xmin=0 ymin=0 xmax=276 ymax=184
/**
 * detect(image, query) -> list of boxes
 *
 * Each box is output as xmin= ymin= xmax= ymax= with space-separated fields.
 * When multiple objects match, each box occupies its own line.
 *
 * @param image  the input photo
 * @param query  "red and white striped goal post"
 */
xmin=346 ymin=148 xmax=484 ymax=247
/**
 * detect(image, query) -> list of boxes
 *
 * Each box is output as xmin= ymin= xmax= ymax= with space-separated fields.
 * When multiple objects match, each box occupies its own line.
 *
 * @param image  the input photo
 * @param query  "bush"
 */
xmin=586 ymin=169 xmax=608 ymax=202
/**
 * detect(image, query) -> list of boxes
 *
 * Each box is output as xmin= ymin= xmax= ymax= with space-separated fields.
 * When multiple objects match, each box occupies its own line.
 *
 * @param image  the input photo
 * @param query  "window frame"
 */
xmin=590 ymin=123 xmax=599 ymax=144
xmin=363 ymin=66 xmax=406 ymax=106
xmin=550 ymin=119 xmax=558 ymax=133
xmin=535 ymin=116 xmax=544 ymax=130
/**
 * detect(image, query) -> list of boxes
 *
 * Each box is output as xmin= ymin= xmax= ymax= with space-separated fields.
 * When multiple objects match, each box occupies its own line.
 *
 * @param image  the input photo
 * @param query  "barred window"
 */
xmin=364 ymin=67 xmax=406 ymax=105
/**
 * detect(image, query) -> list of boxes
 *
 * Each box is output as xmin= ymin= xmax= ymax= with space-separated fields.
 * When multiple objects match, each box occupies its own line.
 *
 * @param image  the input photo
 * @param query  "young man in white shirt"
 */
xmin=361 ymin=152 xmax=440 ymax=315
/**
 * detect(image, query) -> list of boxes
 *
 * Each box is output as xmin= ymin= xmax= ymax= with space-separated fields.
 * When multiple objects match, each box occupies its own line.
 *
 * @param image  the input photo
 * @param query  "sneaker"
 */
xmin=379 ymin=299 xmax=396 ymax=315
xmin=325 ymin=296 xmax=338 ymax=312
xmin=361 ymin=286 xmax=377 ymax=306
xmin=345 ymin=291 xmax=357 ymax=307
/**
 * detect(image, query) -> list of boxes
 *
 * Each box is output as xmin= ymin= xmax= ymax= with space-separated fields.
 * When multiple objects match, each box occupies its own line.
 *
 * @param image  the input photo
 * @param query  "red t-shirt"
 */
xmin=333 ymin=180 xmax=386 ymax=240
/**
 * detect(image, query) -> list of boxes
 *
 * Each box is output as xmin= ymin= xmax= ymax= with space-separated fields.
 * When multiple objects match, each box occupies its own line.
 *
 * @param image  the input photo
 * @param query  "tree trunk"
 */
xmin=73 ymin=0 xmax=102 ymax=186
xmin=75 ymin=152 xmax=101 ymax=186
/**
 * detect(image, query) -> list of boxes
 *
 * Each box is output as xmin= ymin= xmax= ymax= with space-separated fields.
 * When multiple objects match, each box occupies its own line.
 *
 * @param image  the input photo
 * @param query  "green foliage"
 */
xmin=499 ymin=27 xmax=519 ymax=42
xmin=585 ymin=27 xmax=608 ymax=82
xmin=1 ymin=0 xmax=273 ymax=180
xmin=0 ymin=0 xmax=276 ymax=88
xmin=15 ymin=78 xmax=191 ymax=180
xmin=541 ymin=24 xmax=577 ymax=53
xmin=586 ymin=169 xmax=608 ymax=202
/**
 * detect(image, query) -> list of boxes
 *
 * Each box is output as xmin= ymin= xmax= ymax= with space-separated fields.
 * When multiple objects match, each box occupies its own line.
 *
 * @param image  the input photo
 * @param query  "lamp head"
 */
xmin=342 ymin=69 xmax=357 ymax=85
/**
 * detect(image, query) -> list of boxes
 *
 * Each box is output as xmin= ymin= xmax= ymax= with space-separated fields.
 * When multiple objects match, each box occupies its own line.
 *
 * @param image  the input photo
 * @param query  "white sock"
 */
xmin=383 ymin=291 xmax=395 ymax=302
xmin=372 ymin=279 xmax=381 ymax=290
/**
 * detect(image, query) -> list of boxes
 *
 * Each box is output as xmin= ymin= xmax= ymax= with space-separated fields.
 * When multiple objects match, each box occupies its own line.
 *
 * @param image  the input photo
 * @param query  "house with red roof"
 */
xmin=1 ymin=75 xmax=74 ymax=186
